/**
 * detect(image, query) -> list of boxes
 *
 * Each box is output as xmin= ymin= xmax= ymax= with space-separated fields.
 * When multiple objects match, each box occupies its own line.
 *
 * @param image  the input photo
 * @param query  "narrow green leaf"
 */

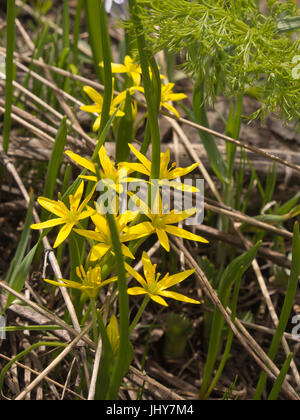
xmin=6 ymin=190 xmax=35 ymax=285
xmin=267 ymin=353 xmax=293 ymax=400
xmin=254 ymin=222 xmax=300 ymax=400
xmin=5 ymin=242 xmax=39 ymax=310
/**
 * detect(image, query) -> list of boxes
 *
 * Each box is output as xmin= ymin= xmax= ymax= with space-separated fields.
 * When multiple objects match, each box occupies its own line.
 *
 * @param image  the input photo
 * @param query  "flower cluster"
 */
xmin=31 ymin=140 xmax=207 ymax=307
xmin=82 ymin=55 xmax=187 ymax=132
xmin=31 ymin=56 xmax=207 ymax=310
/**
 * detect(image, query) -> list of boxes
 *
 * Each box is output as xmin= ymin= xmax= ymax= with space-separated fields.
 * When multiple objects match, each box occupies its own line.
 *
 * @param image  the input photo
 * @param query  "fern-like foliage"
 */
xmin=128 ymin=0 xmax=300 ymax=125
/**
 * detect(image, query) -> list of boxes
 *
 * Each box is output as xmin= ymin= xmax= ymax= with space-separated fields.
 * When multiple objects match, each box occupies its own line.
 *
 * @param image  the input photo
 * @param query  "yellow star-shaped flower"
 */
xmin=160 ymin=82 xmax=187 ymax=118
xmin=80 ymin=85 xmax=125 ymax=132
xmin=100 ymin=55 xmax=142 ymax=87
xmin=119 ymin=143 xmax=199 ymax=192
xmin=65 ymin=146 xmax=142 ymax=193
xmin=122 ymin=193 xmax=208 ymax=252
xmin=74 ymin=211 xmax=138 ymax=261
xmin=126 ymin=251 xmax=200 ymax=306
xmin=30 ymin=181 xmax=95 ymax=248
xmin=44 ymin=265 xmax=117 ymax=298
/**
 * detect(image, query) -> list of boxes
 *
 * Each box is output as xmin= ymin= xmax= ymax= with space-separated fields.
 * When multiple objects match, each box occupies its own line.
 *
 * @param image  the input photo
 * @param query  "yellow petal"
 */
xmin=127 ymin=287 xmax=148 ymax=296
xmin=70 ymin=181 xmax=84 ymax=211
xmin=149 ymin=294 xmax=168 ymax=306
xmin=159 ymin=290 xmax=200 ymax=304
xmin=30 ymin=218 xmax=65 ymax=230
xmin=128 ymin=143 xmax=151 ymax=171
xmin=110 ymin=63 xmax=128 ymax=73
xmin=163 ymin=208 xmax=197 ymax=225
xmin=165 ymin=225 xmax=209 ymax=243
xmin=121 ymin=244 xmax=135 ymax=259
xmin=168 ymin=163 xmax=199 ymax=179
xmin=157 ymin=269 xmax=196 ymax=290
xmin=54 ymin=223 xmax=74 ymax=248
xmin=156 ymin=228 xmax=170 ymax=252
xmin=121 ymin=222 xmax=154 ymax=242
xmin=91 ymin=243 xmax=111 ymax=260
xmin=125 ymin=263 xmax=147 ymax=288
xmin=119 ymin=162 xmax=150 ymax=176
xmin=99 ymin=146 xmax=115 ymax=176
xmin=65 ymin=151 xmax=96 ymax=173
xmin=83 ymin=86 xmax=103 ymax=106
xmin=161 ymin=102 xmax=180 ymax=119
xmin=142 ymin=252 xmax=156 ymax=284
xmin=93 ymin=115 xmax=102 ymax=132
xmin=80 ymin=104 xmax=102 ymax=114
xmin=37 ymin=197 xmax=68 ymax=218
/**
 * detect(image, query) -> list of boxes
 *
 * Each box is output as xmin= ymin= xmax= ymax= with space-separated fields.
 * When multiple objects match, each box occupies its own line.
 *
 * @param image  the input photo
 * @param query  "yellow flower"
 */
xmin=80 ymin=85 xmax=125 ymax=132
xmin=120 ymin=143 xmax=199 ymax=192
xmin=74 ymin=211 xmax=137 ymax=261
xmin=100 ymin=55 xmax=142 ymax=87
xmin=122 ymin=193 xmax=208 ymax=252
xmin=30 ymin=181 xmax=95 ymax=248
xmin=65 ymin=146 xmax=141 ymax=193
xmin=126 ymin=251 xmax=200 ymax=306
xmin=44 ymin=265 xmax=117 ymax=298
xmin=160 ymin=82 xmax=187 ymax=118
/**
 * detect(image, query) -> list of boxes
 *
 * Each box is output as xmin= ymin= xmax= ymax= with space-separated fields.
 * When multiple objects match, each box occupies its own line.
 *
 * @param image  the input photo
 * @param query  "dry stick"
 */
xmin=0 ymin=353 xmax=85 ymax=400
xmin=0 ymin=78 xmax=93 ymax=150
xmin=14 ymin=18 xmax=90 ymax=149
xmin=87 ymin=336 xmax=103 ymax=400
xmin=196 ymin=224 xmax=292 ymax=269
xmin=171 ymin=238 xmax=299 ymax=400
xmin=0 ymin=98 xmax=78 ymax=147
xmin=205 ymin=201 xmax=293 ymax=240
xmin=0 ymin=105 xmax=56 ymax=144
xmin=14 ymin=321 xmax=93 ymax=400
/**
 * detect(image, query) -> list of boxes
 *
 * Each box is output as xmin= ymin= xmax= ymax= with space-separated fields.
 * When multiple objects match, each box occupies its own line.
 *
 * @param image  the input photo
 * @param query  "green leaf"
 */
xmin=6 ymin=190 xmax=35 ymax=285
xmin=5 ymin=242 xmax=39 ymax=310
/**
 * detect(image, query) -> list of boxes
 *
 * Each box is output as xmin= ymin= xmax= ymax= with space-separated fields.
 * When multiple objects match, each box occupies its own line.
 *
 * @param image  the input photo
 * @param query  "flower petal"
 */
xmin=91 ymin=243 xmax=111 ymax=260
xmin=121 ymin=222 xmax=154 ymax=242
xmin=149 ymin=294 xmax=168 ymax=306
xmin=168 ymin=163 xmax=199 ymax=179
xmin=156 ymin=228 xmax=170 ymax=252
xmin=159 ymin=290 xmax=200 ymax=304
xmin=83 ymin=86 xmax=103 ymax=106
xmin=65 ymin=150 xmax=96 ymax=173
xmin=30 ymin=218 xmax=65 ymax=230
xmin=157 ymin=269 xmax=196 ymax=290
xmin=163 ymin=208 xmax=197 ymax=225
xmin=165 ymin=225 xmax=209 ymax=243
xmin=127 ymin=287 xmax=147 ymax=296
xmin=128 ymin=143 xmax=151 ymax=171
xmin=54 ymin=223 xmax=74 ymax=248
xmin=124 ymin=263 xmax=147 ymax=288
xmin=99 ymin=146 xmax=115 ymax=176
xmin=37 ymin=197 xmax=68 ymax=218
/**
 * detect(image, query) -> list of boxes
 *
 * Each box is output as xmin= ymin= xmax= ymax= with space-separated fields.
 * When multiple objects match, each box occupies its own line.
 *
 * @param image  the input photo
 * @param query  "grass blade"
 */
xmin=254 ymin=222 xmax=300 ymax=399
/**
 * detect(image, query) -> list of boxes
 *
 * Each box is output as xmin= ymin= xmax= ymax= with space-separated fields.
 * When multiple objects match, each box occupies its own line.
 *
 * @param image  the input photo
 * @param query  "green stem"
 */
xmin=128 ymin=0 xmax=161 ymax=180
xmin=129 ymin=295 xmax=150 ymax=336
